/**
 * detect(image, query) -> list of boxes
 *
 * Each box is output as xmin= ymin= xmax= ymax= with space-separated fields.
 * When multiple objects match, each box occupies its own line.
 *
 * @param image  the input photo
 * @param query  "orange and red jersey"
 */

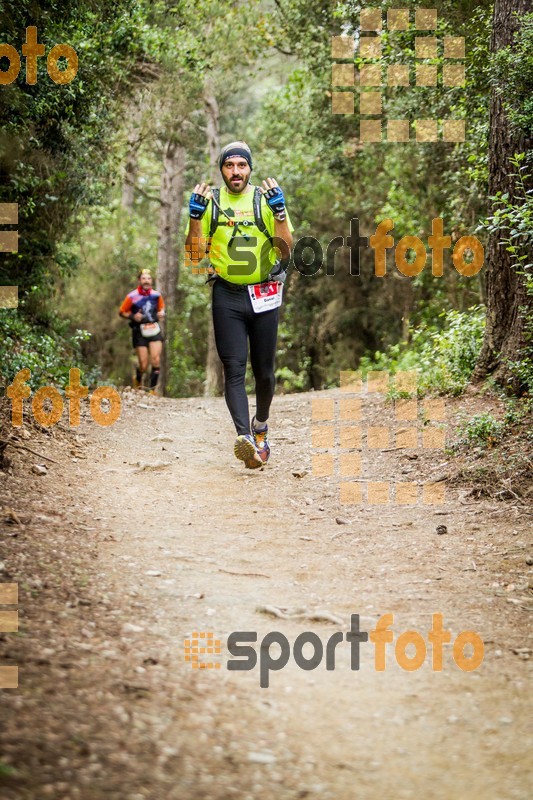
xmin=119 ymin=287 xmax=164 ymax=324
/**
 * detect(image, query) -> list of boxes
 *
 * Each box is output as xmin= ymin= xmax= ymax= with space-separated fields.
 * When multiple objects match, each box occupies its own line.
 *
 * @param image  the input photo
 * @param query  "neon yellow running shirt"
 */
xmin=187 ymin=185 xmax=294 ymax=285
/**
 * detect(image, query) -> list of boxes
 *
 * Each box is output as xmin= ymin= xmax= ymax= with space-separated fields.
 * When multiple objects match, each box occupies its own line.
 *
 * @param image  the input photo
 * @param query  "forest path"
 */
xmin=1 ymin=388 xmax=532 ymax=799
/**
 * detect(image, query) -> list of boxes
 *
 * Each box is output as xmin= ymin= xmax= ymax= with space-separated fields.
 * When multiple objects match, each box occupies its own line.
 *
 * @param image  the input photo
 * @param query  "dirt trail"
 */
xmin=1 ymin=389 xmax=532 ymax=799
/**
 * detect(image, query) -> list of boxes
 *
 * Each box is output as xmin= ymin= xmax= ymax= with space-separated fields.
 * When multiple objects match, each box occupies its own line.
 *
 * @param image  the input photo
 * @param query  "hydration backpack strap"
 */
xmin=253 ymin=186 xmax=273 ymax=245
xmin=205 ymin=188 xmax=220 ymax=257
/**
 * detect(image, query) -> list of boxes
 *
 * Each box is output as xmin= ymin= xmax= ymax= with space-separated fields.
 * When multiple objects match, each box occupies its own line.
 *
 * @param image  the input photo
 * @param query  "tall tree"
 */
xmin=203 ymin=83 xmax=225 ymax=396
xmin=122 ymin=93 xmax=150 ymax=211
xmin=473 ymin=0 xmax=533 ymax=390
xmin=157 ymin=137 xmax=187 ymax=393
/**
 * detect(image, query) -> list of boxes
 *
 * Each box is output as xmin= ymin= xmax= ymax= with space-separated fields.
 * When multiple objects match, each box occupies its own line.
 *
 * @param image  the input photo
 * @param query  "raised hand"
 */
xmin=261 ymin=178 xmax=286 ymax=220
xmin=189 ymin=182 xmax=212 ymax=219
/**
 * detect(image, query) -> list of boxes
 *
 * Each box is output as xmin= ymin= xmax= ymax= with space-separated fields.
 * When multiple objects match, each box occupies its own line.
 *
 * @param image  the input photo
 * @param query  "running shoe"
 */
xmin=234 ymin=434 xmax=263 ymax=469
xmin=252 ymin=417 xmax=270 ymax=464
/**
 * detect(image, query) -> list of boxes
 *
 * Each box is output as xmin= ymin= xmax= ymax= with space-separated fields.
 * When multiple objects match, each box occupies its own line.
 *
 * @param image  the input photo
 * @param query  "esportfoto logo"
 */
xmin=184 ymin=613 xmax=484 ymax=688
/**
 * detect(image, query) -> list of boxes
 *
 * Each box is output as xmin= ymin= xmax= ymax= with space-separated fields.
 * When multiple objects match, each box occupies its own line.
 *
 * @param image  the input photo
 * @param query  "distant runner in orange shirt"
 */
xmin=119 ymin=269 xmax=165 ymax=392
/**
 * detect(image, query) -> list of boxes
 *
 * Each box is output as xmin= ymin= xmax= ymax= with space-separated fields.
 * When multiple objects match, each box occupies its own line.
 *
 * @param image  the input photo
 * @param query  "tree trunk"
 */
xmin=473 ymin=0 xmax=532 ymax=391
xmin=121 ymin=97 xmax=145 ymax=211
xmin=203 ymin=88 xmax=225 ymax=396
xmin=157 ymin=139 xmax=186 ymax=395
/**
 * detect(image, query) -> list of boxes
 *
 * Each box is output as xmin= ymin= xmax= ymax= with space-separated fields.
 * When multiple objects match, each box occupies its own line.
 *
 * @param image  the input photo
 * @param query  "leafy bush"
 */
xmin=0 ymin=308 xmax=99 ymax=390
xmin=359 ymin=306 xmax=486 ymax=395
xmin=456 ymin=413 xmax=504 ymax=447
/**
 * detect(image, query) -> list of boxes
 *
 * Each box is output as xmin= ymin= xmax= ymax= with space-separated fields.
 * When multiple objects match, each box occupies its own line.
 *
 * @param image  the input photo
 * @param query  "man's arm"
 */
xmin=273 ymin=217 xmax=293 ymax=252
xmin=119 ymin=296 xmax=143 ymax=322
xmin=185 ymin=183 xmax=211 ymax=265
xmin=185 ymin=219 xmax=208 ymax=265
xmin=262 ymin=178 xmax=294 ymax=261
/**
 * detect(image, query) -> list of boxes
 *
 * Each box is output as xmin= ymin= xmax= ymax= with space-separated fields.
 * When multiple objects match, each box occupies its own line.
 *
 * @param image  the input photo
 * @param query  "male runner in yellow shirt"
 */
xmin=185 ymin=141 xmax=294 ymax=468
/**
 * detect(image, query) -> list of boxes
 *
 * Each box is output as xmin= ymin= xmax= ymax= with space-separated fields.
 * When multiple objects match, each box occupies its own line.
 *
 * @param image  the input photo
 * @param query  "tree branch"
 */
xmin=136 ymin=185 xmax=165 ymax=205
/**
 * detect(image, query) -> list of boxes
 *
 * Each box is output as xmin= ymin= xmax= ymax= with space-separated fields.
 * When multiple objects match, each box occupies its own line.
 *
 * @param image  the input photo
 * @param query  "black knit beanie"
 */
xmin=218 ymin=141 xmax=253 ymax=171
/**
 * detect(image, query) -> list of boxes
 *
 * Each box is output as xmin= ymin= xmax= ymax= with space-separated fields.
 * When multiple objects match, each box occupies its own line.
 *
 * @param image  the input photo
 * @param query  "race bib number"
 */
xmin=140 ymin=322 xmax=161 ymax=337
xmin=247 ymin=282 xmax=283 ymax=314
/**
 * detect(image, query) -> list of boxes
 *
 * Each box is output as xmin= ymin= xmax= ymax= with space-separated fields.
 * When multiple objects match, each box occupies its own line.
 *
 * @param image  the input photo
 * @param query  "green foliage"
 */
xmin=2 ymin=0 xmax=526 ymax=405
xmin=456 ymin=413 xmax=504 ymax=448
xmin=0 ymin=308 xmax=97 ymax=390
xmin=359 ymin=306 xmax=486 ymax=395
xmin=276 ymin=360 xmax=312 ymax=393
xmin=0 ymin=761 xmax=17 ymax=777
xmin=485 ymin=154 xmax=533 ymax=270
xmin=0 ymin=0 xmax=166 ymax=315
xmin=166 ymin=272 xmax=209 ymax=397
xmin=61 ymin=202 xmax=158 ymax=386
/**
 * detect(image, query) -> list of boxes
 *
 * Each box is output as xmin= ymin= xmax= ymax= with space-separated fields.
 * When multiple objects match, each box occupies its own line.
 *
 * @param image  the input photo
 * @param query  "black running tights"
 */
xmin=212 ymin=278 xmax=279 ymax=436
